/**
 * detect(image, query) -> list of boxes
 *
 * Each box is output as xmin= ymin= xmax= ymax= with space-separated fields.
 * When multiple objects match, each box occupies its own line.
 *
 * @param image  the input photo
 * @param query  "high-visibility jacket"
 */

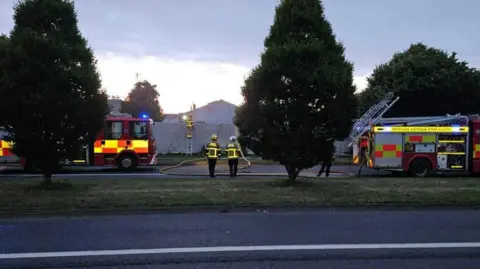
xmin=226 ymin=143 xmax=240 ymax=159
xmin=206 ymin=142 xmax=221 ymax=159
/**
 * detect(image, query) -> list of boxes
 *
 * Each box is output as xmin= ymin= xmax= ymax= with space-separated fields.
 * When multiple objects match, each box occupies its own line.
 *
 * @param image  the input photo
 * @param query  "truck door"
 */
xmin=127 ymin=120 xmax=149 ymax=154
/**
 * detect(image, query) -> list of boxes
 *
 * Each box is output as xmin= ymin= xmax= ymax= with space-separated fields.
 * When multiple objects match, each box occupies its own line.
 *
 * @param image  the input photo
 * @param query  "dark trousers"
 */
xmin=356 ymin=147 xmax=367 ymax=177
xmin=318 ymin=161 xmax=332 ymax=177
xmin=228 ymin=158 xmax=239 ymax=177
xmin=208 ymin=158 xmax=217 ymax=177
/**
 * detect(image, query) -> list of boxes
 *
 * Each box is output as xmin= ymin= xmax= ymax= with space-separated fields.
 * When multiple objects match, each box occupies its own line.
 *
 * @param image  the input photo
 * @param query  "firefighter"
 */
xmin=226 ymin=136 xmax=241 ymax=177
xmin=356 ymin=136 xmax=369 ymax=177
xmin=206 ymin=134 xmax=221 ymax=177
xmin=318 ymin=141 xmax=334 ymax=177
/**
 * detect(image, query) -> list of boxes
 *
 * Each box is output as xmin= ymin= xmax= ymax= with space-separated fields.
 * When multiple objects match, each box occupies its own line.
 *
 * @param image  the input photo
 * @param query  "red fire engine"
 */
xmin=347 ymin=92 xmax=480 ymax=177
xmin=0 ymin=114 xmax=157 ymax=171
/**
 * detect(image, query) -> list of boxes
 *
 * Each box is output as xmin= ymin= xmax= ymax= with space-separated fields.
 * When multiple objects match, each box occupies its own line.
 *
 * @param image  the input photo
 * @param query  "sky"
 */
xmin=1 ymin=0 xmax=479 ymax=113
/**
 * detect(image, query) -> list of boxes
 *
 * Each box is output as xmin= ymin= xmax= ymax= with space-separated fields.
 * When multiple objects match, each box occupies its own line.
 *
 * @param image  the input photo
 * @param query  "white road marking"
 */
xmin=2 ymin=242 xmax=480 ymax=259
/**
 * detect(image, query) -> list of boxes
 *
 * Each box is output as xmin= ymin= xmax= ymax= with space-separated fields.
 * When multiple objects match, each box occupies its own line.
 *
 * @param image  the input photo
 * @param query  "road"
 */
xmin=1 ymin=210 xmax=480 ymax=268
xmin=0 ymin=163 xmax=385 ymax=179
xmin=162 ymin=163 xmax=386 ymax=176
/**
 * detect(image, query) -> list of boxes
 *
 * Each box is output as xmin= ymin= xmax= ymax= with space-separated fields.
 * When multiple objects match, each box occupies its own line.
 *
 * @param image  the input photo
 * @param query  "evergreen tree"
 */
xmin=358 ymin=43 xmax=480 ymax=117
xmin=0 ymin=35 xmax=10 ymax=124
xmin=234 ymin=0 xmax=356 ymax=183
xmin=0 ymin=0 xmax=109 ymax=186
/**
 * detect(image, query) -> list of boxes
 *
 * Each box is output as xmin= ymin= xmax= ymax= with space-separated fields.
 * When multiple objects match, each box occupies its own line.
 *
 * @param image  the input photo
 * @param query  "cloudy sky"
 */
xmin=1 ymin=0 xmax=479 ymax=113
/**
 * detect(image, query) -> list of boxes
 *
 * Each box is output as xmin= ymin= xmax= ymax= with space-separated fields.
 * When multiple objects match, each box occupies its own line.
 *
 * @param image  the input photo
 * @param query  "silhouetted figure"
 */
xmin=318 ymin=142 xmax=335 ymax=177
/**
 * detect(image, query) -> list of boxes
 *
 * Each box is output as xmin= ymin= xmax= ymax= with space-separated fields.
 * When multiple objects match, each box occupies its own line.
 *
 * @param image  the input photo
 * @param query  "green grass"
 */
xmin=1 ymin=177 xmax=480 ymax=215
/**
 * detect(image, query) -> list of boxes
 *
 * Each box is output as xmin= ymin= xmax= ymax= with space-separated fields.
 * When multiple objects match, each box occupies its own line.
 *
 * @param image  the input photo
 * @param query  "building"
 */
xmin=162 ymin=114 xmax=181 ymax=123
xmin=107 ymin=99 xmax=122 ymax=114
xmin=170 ymin=99 xmax=238 ymax=124
xmin=153 ymin=100 xmax=238 ymax=154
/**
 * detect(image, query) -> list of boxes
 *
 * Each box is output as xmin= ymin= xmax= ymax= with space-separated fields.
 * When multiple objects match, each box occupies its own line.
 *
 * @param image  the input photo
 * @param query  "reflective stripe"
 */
xmin=93 ymin=140 xmax=149 ymax=154
xmin=206 ymin=143 xmax=219 ymax=158
xmin=406 ymin=134 xmax=436 ymax=143
xmin=1 ymin=141 xmax=12 ymax=148
xmin=131 ymin=140 xmax=148 ymax=153
xmin=207 ymin=148 xmax=219 ymax=158
xmin=367 ymin=132 xmax=374 ymax=167
xmin=374 ymin=144 xmax=402 ymax=158
xmin=0 ymin=140 xmax=13 ymax=156
xmin=226 ymin=143 xmax=239 ymax=159
xmin=474 ymin=144 xmax=480 ymax=159
xmin=94 ymin=140 xmax=102 ymax=153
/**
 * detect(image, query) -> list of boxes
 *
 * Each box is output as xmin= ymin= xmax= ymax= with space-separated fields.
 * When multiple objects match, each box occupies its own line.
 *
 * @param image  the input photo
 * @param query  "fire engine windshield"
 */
xmin=130 ymin=121 xmax=148 ymax=139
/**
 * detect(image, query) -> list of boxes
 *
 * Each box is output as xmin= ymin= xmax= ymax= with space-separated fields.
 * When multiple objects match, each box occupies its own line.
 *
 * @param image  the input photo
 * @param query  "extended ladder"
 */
xmin=186 ymin=138 xmax=193 ymax=156
xmin=390 ymin=114 xmax=471 ymax=127
xmin=347 ymin=92 xmax=400 ymax=147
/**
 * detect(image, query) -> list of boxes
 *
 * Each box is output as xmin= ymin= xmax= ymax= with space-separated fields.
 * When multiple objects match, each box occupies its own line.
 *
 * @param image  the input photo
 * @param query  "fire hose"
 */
xmin=159 ymin=147 xmax=251 ymax=174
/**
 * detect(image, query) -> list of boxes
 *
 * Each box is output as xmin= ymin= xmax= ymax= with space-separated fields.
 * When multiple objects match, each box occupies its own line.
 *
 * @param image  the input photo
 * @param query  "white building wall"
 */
xmin=107 ymin=99 xmax=122 ymax=113
xmin=153 ymin=122 xmax=236 ymax=154
xmin=162 ymin=114 xmax=180 ymax=123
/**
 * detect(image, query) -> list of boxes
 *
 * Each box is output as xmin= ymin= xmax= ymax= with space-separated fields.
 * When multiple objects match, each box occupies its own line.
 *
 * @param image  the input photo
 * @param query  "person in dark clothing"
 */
xmin=318 ymin=141 xmax=335 ymax=177
xmin=356 ymin=136 xmax=369 ymax=177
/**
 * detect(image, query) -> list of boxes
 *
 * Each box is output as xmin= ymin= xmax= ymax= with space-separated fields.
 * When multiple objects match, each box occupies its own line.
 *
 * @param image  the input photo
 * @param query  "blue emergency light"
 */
xmin=141 ymin=113 xmax=148 ymax=119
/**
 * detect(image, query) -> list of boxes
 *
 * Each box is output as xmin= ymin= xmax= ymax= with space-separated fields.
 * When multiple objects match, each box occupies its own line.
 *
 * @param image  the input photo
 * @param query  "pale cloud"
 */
xmin=96 ymin=52 xmax=251 ymax=114
xmin=353 ymin=73 xmax=370 ymax=92
xmin=97 ymin=52 xmax=372 ymax=114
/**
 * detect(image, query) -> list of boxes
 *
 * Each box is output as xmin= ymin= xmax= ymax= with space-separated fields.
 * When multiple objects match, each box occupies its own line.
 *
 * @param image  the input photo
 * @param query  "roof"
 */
xmin=205 ymin=99 xmax=237 ymax=107
xmin=183 ymin=99 xmax=237 ymax=114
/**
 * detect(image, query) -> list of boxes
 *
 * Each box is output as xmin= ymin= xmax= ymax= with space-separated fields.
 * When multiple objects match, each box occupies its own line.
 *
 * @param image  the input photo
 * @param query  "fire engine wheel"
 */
xmin=118 ymin=155 xmax=138 ymax=171
xmin=409 ymin=159 xmax=432 ymax=177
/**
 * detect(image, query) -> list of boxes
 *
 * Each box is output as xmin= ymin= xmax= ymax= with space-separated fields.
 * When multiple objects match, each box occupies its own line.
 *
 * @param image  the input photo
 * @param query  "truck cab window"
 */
xmin=105 ymin=121 xmax=123 ymax=139
xmin=130 ymin=121 xmax=148 ymax=139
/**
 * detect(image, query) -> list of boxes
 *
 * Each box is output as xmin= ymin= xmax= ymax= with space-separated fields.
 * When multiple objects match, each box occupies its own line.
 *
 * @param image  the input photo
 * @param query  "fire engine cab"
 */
xmin=0 ymin=113 xmax=157 ymax=171
xmin=347 ymin=92 xmax=480 ymax=177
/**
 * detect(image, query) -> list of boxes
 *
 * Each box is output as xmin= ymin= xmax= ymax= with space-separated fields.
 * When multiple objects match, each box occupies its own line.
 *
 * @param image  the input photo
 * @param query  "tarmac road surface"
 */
xmin=0 ymin=163 xmax=386 ymax=179
xmin=1 ymin=210 xmax=480 ymax=268
xmin=161 ymin=163 xmax=385 ymax=176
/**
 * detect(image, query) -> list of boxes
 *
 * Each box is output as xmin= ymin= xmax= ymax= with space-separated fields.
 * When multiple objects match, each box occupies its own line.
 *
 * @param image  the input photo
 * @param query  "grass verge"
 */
xmin=1 ymin=177 xmax=480 ymax=216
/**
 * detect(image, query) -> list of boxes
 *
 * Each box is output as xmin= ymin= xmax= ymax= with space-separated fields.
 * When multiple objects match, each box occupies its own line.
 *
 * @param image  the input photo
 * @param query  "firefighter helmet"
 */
xmin=230 ymin=136 xmax=237 ymax=142
xmin=211 ymin=134 xmax=218 ymax=141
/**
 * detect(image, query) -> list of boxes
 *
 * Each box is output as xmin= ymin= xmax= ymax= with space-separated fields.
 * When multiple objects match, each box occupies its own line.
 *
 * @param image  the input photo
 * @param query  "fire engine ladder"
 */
xmin=389 ymin=114 xmax=471 ymax=127
xmin=186 ymin=138 xmax=193 ymax=156
xmin=347 ymin=92 xmax=400 ymax=147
